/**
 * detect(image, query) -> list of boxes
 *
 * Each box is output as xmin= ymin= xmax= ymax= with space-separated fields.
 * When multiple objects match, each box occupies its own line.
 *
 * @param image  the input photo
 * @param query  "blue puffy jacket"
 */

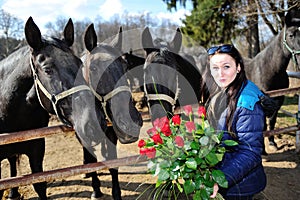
xmin=215 ymin=81 xmax=267 ymax=197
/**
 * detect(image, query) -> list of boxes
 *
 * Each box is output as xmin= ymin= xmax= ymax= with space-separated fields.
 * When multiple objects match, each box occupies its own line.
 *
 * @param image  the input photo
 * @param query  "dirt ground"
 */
xmin=1 ymin=92 xmax=300 ymax=200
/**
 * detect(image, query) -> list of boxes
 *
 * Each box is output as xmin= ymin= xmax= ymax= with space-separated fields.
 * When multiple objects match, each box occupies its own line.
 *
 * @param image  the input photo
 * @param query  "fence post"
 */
xmin=296 ymin=94 xmax=300 ymax=153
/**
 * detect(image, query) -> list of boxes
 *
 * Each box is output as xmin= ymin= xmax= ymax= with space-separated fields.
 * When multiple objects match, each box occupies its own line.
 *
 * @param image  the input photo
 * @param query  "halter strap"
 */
xmin=143 ymin=71 xmax=180 ymax=116
xmin=30 ymin=58 xmax=91 ymax=126
xmin=90 ymin=85 xmax=131 ymax=123
xmin=282 ymin=26 xmax=300 ymax=69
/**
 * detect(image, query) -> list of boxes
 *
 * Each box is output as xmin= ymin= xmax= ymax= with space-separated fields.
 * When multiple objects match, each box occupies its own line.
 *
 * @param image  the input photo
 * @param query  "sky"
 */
xmin=0 ymin=0 xmax=192 ymax=34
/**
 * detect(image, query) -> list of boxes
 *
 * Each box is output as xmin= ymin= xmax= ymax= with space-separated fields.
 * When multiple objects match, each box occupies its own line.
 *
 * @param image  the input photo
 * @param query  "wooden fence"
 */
xmin=0 ymin=86 xmax=299 ymax=191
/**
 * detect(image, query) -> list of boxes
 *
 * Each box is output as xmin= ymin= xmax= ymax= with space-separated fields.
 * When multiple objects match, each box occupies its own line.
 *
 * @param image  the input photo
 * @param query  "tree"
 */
xmin=182 ymin=0 xmax=238 ymax=47
xmin=163 ymin=0 xmax=299 ymax=57
xmin=45 ymin=16 xmax=69 ymax=38
xmin=0 ymin=9 xmax=24 ymax=58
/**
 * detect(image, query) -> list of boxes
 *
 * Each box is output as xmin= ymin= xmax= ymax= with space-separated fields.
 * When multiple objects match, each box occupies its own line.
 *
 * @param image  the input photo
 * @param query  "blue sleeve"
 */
xmin=219 ymin=103 xmax=265 ymax=187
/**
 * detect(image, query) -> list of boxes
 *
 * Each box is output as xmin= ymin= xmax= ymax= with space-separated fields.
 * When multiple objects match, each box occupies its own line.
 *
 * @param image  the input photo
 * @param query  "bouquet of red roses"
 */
xmin=138 ymin=105 xmax=237 ymax=200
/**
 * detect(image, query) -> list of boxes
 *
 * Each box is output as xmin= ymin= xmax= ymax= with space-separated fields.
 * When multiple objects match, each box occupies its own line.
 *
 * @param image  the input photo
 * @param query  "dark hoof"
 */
xmin=91 ymin=190 xmax=103 ymax=200
xmin=82 ymin=173 xmax=93 ymax=179
xmin=262 ymin=148 xmax=268 ymax=155
xmin=7 ymin=195 xmax=23 ymax=200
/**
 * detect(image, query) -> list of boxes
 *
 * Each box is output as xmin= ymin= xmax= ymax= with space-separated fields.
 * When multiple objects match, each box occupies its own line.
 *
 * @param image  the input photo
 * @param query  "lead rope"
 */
xmin=30 ymin=58 xmax=91 ymax=126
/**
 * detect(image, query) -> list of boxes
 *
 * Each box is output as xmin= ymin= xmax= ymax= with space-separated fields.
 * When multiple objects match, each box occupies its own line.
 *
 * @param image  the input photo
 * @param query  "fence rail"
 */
xmin=0 ymin=86 xmax=299 ymax=192
xmin=0 ymin=155 xmax=147 ymax=190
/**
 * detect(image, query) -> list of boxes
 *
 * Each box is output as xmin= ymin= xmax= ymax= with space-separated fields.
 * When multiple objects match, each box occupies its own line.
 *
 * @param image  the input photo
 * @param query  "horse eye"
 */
xmin=37 ymin=55 xmax=46 ymax=63
xmin=288 ymin=33 xmax=294 ymax=38
xmin=43 ymin=67 xmax=53 ymax=75
xmin=90 ymin=65 xmax=97 ymax=71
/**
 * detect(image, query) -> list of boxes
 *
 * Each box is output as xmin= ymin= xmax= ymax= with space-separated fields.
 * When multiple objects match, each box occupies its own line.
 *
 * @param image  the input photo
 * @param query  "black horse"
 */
xmin=244 ymin=8 xmax=300 ymax=149
xmin=82 ymin=24 xmax=143 ymax=200
xmin=141 ymin=27 xmax=203 ymax=121
xmin=0 ymin=17 xmax=106 ymax=200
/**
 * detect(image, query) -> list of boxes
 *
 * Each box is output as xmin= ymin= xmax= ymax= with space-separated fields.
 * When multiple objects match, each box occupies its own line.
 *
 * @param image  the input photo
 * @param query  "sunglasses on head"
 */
xmin=207 ymin=44 xmax=234 ymax=55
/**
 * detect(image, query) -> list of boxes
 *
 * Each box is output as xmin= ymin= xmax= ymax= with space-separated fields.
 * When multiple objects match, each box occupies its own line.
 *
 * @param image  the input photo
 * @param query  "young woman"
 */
xmin=203 ymin=44 xmax=267 ymax=200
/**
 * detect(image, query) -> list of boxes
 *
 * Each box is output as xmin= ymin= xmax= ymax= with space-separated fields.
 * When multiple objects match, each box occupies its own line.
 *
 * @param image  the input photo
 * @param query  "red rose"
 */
xmin=161 ymin=122 xmax=172 ymax=136
xmin=185 ymin=121 xmax=196 ymax=132
xmin=153 ymin=116 xmax=169 ymax=129
xmin=152 ymin=133 xmax=163 ymax=144
xmin=147 ymin=127 xmax=157 ymax=136
xmin=146 ymin=147 xmax=156 ymax=159
xmin=172 ymin=115 xmax=181 ymax=126
xmin=160 ymin=116 xmax=169 ymax=128
xmin=138 ymin=139 xmax=146 ymax=148
xmin=198 ymin=106 xmax=206 ymax=118
xmin=175 ymin=136 xmax=184 ymax=147
xmin=139 ymin=148 xmax=147 ymax=155
xmin=153 ymin=118 xmax=161 ymax=129
xmin=183 ymin=105 xmax=193 ymax=116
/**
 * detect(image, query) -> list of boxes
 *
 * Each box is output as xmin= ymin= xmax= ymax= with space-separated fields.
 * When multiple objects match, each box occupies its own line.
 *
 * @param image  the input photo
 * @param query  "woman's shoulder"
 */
xmin=237 ymin=80 xmax=264 ymax=111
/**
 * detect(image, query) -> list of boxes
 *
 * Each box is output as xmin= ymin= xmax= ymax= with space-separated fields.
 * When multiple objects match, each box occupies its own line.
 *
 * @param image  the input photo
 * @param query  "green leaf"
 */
xmin=199 ymin=188 xmax=210 ymax=200
xmin=183 ymin=179 xmax=196 ymax=195
xmin=211 ymin=134 xmax=220 ymax=143
xmin=159 ymin=160 xmax=170 ymax=169
xmin=190 ymin=141 xmax=200 ymax=150
xmin=176 ymin=182 xmax=183 ymax=193
xmin=170 ymin=170 xmax=180 ymax=180
xmin=194 ymin=175 xmax=203 ymax=190
xmin=205 ymin=152 xmax=219 ymax=166
xmin=198 ymin=148 xmax=210 ymax=158
xmin=212 ymin=169 xmax=228 ymax=188
xmin=223 ymin=139 xmax=238 ymax=146
xmin=193 ymin=190 xmax=201 ymax=200
xmin=155 ymin=179 xmax=163 ymax=188
xmin=158 ymin=169 xmax=170 ymax=181
xmin=185 ymin=158 xmax=197 ymax=170
xmin=215 ymin=153 xmax=224 ymax=162
xmin=199 ymin=136 xmax=209 ymax=145
xmin=184 ymin=165 xmax=194 ymax=173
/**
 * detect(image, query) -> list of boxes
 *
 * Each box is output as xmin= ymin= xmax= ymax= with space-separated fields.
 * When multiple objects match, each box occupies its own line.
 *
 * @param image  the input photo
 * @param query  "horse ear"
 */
xmin=84 ymin=23 xmax=97 ymax=52
xmin=63 ymin=18 xmax=74 ymax=47
xmin=169 ymin=27 xmax=182 ymax=53
xmin=111 ymin=26 xmax=122 ymax=52
xmin=285 ymin=7 xmax=300 ymax=27
xmin=25 ymin=16 xmax=43 ymax=50
xmin=142 ymin=27 xmax=154 ymax=54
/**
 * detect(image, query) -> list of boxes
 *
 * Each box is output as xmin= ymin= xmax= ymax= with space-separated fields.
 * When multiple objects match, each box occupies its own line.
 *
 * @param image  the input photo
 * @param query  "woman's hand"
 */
xmin=210 ymin=183 xmax=219 ymax=198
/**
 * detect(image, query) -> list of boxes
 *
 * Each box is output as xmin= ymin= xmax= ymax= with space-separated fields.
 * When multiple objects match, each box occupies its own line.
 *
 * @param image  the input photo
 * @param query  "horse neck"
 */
xmin=0 ymin=46 xmax=32 ymax=82
xmin=176 ymin=54 xmax=202 ymax=100
xmin=250 ymin=32 xmax=291 ymax=72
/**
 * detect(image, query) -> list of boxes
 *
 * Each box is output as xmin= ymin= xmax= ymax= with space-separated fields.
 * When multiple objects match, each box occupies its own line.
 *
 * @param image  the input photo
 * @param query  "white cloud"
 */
xmin=1 ymin=0 xmax=101 ymax=33
xmin=157 ymin=8 xmax=191 ymax=26
xmin=1 ymin=0 xmax=191 ymax=34
xmin=98 ymin=0 xmax=123 ymax=21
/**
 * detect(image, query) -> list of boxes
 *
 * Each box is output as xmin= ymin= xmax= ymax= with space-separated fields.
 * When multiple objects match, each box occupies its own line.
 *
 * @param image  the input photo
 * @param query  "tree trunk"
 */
xmin=246 ymin=0 xmax=260 ymax=58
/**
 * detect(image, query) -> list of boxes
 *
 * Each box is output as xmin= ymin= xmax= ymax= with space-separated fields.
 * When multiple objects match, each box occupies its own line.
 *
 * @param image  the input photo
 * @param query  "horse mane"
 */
xmin=0 ymin=46 xmax=30 ymax=75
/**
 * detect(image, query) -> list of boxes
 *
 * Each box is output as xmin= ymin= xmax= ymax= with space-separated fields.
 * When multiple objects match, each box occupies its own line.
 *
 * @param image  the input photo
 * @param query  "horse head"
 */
xmin=25 ymin=17 xmax=107 ymax=157
xmin=142 ymin=27 xmax=182 ymax=121
xmin=282 ymin=7 xmax=300 ymax=69
xmin=83 ymin=24 xmax=143 ymax=144
xmin=25 ymin=17 xmax=83 ymax=126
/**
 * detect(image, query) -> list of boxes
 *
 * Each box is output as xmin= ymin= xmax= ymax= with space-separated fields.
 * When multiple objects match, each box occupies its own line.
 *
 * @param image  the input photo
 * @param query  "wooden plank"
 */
xmin=0 ymin=125 xmax=73 ymax=145
xmin=0 ymin=155 xmax=147 ymax=190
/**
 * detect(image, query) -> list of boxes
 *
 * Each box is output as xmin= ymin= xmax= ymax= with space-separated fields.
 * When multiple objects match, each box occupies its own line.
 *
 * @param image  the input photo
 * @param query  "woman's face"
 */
xmin=209 ymin=53 xmax=241 ymax=88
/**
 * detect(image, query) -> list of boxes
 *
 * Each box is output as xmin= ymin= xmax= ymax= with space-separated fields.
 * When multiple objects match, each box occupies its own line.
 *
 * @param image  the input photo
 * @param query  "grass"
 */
xmin=276 ymin=94 xmax=298 ymax=128
xmin=273 ymin=94 xmax=299 ymax=147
